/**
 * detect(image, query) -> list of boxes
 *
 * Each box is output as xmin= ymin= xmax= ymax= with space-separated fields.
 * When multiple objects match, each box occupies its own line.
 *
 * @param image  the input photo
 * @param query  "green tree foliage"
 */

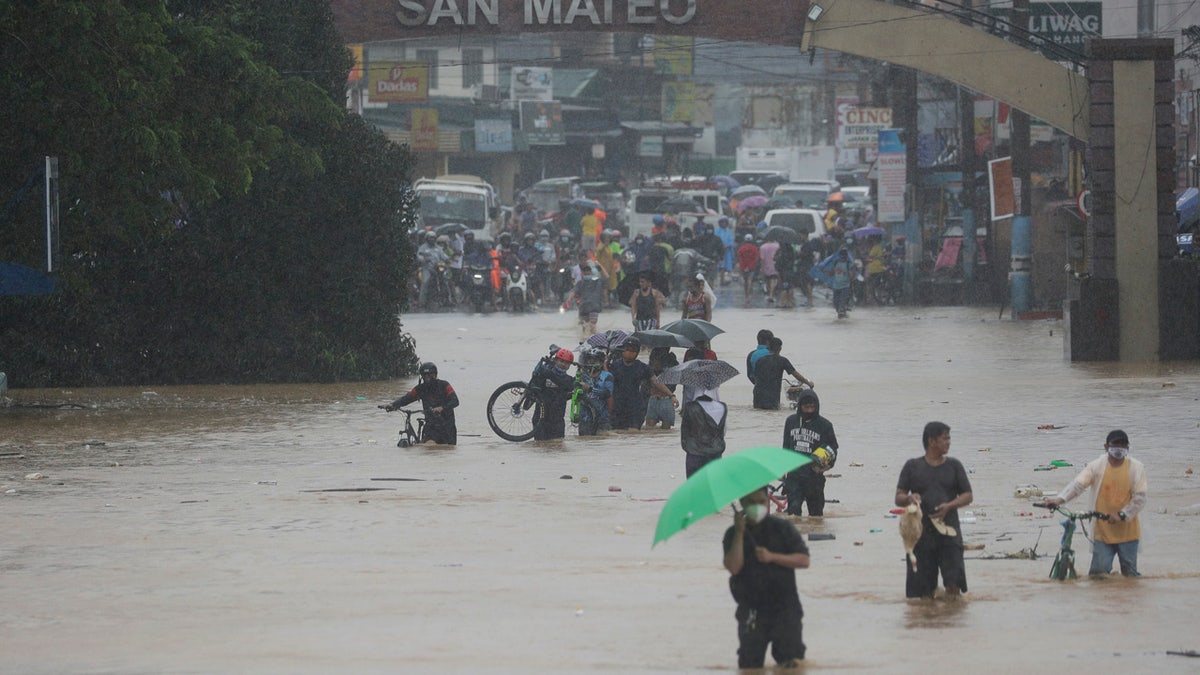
xmin=0 ymin=1 xmax=418 ymax=386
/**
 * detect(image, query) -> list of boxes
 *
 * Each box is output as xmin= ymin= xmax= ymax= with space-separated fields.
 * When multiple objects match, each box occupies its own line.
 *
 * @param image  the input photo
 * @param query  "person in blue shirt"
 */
xmin=745 ymin=329 xmax=774 ymax=384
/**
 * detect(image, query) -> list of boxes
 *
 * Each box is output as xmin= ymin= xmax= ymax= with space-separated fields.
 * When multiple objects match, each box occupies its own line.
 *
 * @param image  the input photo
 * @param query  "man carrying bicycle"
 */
xmin=383 ymin=362 xmax=459 ymax=445
xmin=530 ymin=347 xmax=576 ymax=440
xmin=1042 ymin=429 xmax=1147 ymax=576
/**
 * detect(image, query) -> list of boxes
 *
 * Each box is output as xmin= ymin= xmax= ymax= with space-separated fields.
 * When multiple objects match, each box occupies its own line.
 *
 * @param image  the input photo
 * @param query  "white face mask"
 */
xmin=1107 ymin=445 xmax=1129 ymax=460
xmin=743 ymin=503 xmax=769 ymax=524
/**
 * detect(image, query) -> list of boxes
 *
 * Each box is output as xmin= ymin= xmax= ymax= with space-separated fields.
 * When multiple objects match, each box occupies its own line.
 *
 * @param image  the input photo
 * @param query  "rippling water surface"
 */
xmin=3 ymin=303 xmax=1199 ymax=673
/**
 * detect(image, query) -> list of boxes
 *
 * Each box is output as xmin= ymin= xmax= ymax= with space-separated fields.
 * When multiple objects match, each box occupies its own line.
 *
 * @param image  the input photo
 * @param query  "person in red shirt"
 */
xmin=736 ymin=234 xmax=760 ymax=306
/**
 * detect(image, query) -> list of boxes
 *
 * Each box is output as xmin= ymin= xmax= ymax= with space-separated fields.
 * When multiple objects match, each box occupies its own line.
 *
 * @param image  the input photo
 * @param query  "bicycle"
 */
xmin=1033 ymin=502 xmax=1109 ymax=580
xmin=486 ymin=379 xmax=545 ymax=441
xmin=380 ymin=407 xmax=425 ymax=447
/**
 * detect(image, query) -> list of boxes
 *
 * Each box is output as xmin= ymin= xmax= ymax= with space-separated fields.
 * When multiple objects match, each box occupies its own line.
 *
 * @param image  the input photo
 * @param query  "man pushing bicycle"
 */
xmin=1042 ymin=429 xmax=1147 ymax=577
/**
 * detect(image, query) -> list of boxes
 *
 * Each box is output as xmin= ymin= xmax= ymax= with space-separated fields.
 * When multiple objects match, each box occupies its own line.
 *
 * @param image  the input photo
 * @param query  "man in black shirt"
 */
xmin=895 ymin=421 xmax=974 ymax=598
xmin=752 ymin=337 xmax=814 ymax=410
xmin=723 ymin=486 xmax=811 ymax=668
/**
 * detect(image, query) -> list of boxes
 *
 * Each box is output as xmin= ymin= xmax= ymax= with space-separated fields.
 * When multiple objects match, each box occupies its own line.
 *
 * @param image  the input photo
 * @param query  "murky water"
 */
xmin=4 ymin=298 xmax=1199 ymax=673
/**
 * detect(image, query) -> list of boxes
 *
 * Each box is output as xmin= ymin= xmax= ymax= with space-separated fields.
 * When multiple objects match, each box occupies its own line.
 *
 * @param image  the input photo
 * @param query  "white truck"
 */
xmin=412 ymin=174 xmax=501 ymax=241
xmin=735 ymin=145 xmax=838 ymax=183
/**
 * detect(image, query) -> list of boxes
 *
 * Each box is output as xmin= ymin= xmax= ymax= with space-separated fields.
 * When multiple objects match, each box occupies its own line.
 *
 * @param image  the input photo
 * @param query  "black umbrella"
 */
xmin=657 ymin=359 xmax=739 ymax=389
xmin=764 ymin=226 xmax=799 ymax=243
xmin=661 ymin=319 xmax=725 ymax=343
xmin=631 ymin=329 xmax=695 ymax=349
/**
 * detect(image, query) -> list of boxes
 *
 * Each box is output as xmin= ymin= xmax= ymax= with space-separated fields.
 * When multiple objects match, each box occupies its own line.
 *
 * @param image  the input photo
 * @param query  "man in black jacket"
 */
xmin=383 ymin=362 xmax=460 ymax=445
xmin=781 ymin=388 xmax=839 ymax=515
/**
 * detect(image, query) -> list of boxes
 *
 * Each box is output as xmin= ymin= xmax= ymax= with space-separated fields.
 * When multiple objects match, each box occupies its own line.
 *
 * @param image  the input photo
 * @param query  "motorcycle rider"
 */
xmin=381 ymin=361 xmax=459 ymax=445
xmin=530 ymin=347 xmax=577 ymax=440
xmin=417 ymin=230 xmax=450 ymax=309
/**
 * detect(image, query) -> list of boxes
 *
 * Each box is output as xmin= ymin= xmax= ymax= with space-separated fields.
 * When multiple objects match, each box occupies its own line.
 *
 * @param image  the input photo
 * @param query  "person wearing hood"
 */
xmin=627 ymin=233 xmax=654 ymax=274
xmin=781 ymin=388 xmax=839 ymax=516
xmin=817 ymin=237 xmax=856 ymax=319
xmin=1043 ymin=429 xmax=1147 ymax=576
xmin=679 ymin=387 xmax=727 ymax=477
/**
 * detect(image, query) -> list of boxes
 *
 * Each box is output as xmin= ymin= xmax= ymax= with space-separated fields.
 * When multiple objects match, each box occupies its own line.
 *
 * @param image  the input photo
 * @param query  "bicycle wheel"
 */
xmin=487 ymin=380 xmax=544 ymax=442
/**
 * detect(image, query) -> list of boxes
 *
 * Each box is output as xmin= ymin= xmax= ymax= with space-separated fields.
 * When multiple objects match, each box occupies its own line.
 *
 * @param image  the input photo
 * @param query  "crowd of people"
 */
xmin=410 ymin=190 xmax=912 ymax=329
xmin=383 ymin=325 xmax=1151 ymax=669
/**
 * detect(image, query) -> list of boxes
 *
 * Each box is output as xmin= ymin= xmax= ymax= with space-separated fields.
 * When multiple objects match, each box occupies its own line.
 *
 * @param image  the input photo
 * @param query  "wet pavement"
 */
xmin=3 ymin=298 xmax=1200 ymax=673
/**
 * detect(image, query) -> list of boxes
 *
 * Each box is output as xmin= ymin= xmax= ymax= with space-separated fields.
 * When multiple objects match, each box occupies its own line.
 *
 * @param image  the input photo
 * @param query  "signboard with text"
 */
xmin=840 ymin=107 xmax=892 ymax=149
xmin=511 ymin=66 xmax=553 ymax=102
xmin=475 ymin=119 xmax=513 ymax=152
xmin=369 ymin=61 xmax=428 ymax=103
xmin=876 ymin=129 xmax=907 ymax=224
xmin=411 ymin=108 xmax=439 ymax=150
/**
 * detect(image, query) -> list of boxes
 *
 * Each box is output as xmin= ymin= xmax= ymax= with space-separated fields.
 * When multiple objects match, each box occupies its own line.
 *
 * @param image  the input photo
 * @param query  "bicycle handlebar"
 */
xmin=1033 ymin=502 xmax=1109 ymax=521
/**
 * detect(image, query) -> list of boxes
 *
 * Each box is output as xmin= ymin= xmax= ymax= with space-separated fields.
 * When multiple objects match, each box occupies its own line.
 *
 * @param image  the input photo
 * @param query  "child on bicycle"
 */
xmin=382 ymin=361 xmax=459 ymax=445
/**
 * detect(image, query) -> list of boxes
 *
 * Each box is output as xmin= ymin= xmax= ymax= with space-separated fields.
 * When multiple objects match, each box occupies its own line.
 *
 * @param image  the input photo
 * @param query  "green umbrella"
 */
xmin=652 ymin=446 xmax=812 ymax=547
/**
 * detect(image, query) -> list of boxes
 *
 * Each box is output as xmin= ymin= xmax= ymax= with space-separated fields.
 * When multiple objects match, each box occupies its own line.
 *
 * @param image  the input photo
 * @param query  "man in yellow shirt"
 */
xmin=579 ymin=207 xmax=601 ymax=253
xmin=1044 ymin=429 xmax=1147 ymax=576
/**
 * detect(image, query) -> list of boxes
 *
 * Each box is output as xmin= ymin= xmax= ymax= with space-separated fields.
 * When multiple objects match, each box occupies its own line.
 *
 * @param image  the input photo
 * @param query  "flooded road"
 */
xmin=4 ymin=300 xmax=1200 ymax=673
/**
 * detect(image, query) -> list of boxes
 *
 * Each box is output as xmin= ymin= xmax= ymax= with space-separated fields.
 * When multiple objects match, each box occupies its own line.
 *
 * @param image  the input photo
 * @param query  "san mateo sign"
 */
xmin=333 ymin=0 xmax=808 ymax=44
xmin=396 ymin=0 xmax=697 ymax=26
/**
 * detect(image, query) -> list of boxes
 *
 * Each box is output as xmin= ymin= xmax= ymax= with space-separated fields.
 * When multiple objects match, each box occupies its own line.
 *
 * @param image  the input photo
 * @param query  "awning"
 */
xmin=620 ymin=121 xmax=703 ymax=138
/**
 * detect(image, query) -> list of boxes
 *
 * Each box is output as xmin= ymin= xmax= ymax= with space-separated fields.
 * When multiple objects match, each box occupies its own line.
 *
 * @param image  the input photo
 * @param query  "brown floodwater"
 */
xmin=3 ymin=302 xmax=1199 ymax=673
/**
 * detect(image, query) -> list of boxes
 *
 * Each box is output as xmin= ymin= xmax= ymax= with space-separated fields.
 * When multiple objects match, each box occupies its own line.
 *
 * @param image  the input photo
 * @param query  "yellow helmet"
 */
xmin=811 ymin=447 xmax=835 ymax=468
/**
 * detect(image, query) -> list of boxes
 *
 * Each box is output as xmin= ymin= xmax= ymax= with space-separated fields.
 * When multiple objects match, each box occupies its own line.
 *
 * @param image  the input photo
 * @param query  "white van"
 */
xmin=625 ymin=179 xmax=724 ymax=239
xmin=762 ymin=208 xmax=826 ymax=238
xmin=771 ymin=182 xmax=839 ymax=210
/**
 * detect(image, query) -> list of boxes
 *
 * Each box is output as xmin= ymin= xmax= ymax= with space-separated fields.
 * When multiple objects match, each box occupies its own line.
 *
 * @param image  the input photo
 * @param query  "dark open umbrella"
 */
xmin=661 ymin=318 xmax=725 ymax=343
xmin=657 ymin=359 xmax=739 ymax=389
xmin=631 ymin=329 xmax=694 ymax=349
xmin=852 ymin=225 xmax=887 ymax=238
xmin=764 ymin=225 xmax=799 ymax=243
xmin=586 ymin=329 xmax=630 ymax=350
xmin=730 ymin=185 xmax=766 ymax=198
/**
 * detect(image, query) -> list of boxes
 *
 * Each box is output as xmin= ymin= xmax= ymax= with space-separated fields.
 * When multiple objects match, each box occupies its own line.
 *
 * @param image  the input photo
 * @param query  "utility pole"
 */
xmin=957 ymin=0 xmax=978 ymax=302
xmin=1009 ymin=0 xmax=1034 ymax=317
